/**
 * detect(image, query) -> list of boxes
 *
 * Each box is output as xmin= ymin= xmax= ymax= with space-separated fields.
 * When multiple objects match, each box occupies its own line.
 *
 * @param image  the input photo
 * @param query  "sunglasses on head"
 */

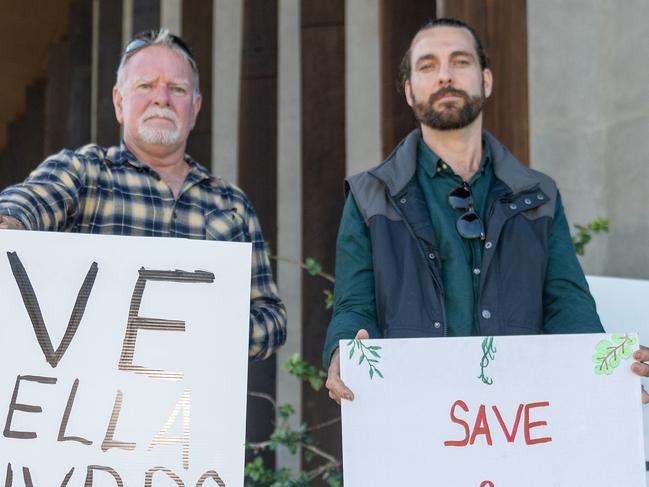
xmin=448 ymin=182 xmax=486 ymax=240
xmin=124 ymin=30 xmax=195 ymax=62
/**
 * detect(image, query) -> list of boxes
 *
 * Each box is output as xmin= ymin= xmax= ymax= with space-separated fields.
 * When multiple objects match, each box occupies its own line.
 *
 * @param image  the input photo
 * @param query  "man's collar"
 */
xmin=106 ymin=142 xmax=214 ymax=183
xmin=370 ymin=128 xmax=536 ymax=196
xmin=417 ymin=136 xmax=492 ymax=180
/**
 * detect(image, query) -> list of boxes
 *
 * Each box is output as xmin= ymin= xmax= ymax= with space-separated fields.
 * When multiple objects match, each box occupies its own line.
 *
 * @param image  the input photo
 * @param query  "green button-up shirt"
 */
xmin=323 ymin=136 xmax=600 ymax=367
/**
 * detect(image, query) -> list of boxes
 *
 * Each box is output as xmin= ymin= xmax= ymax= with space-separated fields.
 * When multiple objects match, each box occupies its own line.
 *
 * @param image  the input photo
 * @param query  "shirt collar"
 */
xmin=107 ymin=142 xmax=214 ymax=184
xmin=417 ymin=136 xmax=492 ymax=180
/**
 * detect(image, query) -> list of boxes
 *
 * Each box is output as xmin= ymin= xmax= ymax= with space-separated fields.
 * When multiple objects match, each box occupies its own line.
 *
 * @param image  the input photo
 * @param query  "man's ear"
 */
xmin=113 ymin=85 xmax=124 ymax=124
xmin=404 ymin=80 xmax=414 ymax=107
xmin=482 ymin=68 xmax=493 ymax=99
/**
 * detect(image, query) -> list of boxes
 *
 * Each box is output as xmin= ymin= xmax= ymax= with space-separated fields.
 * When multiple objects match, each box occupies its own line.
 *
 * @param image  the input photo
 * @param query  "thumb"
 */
xmin=355 ymin=328 xmax=370 ymax=340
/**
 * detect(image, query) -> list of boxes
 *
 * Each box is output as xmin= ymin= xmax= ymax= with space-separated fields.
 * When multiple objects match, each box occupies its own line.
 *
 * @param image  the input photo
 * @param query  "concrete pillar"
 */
xmin=345 ymin=0 xmax=381 ymax=175
xmin=276 ymin=0 xmax=302 ymax=473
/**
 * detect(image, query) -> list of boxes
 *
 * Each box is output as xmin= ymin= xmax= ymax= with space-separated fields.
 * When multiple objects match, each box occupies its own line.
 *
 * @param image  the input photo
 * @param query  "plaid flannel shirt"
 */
xmin=0 ymin=143 xmax=286 ymax=360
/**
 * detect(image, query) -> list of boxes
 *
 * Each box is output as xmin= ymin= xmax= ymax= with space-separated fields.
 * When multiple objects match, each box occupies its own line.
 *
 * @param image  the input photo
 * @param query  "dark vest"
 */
xmin=346 ymin=129 xmax=557 ymax=338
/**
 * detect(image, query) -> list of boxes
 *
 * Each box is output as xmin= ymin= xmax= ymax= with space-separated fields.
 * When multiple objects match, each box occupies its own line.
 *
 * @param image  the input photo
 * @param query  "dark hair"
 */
xmin=397 ymin=18 xmax=489 ymax=93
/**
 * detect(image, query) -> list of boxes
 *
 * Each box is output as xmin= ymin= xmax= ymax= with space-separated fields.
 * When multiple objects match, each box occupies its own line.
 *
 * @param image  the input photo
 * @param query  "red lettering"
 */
xmin=469 ymin=404 xmax=493 ymax=446
xmin=492 ymin=404 xmax=524 ymax=443
xmin=480 ymin=482 xmax=495 ymax=487
xmin=524 ymin=401 xmax=552 ymax=445
xmin=443 ymin=400 xmax=470 ymax=447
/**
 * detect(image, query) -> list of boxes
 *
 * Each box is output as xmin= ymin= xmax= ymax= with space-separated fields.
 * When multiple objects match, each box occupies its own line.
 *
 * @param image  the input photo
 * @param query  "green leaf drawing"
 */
xmin=593 ymin=334 xmax=637 ymax=375
xmin=478 ymin=336 xmax=496 ymax=385
xmin=347 ymin=339 xmax=383 ymax=380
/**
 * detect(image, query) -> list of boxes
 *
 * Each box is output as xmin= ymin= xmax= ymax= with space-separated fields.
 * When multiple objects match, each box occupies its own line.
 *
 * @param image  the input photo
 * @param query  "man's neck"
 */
xmin=420 ymin=120 xmax=483 ymax=182
xmin=125 ymin=141 xmax=190 ymax=198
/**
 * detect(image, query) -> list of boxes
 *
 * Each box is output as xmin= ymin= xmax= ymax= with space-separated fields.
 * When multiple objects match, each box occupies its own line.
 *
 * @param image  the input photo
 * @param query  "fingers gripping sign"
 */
xmin=632 ymin=345 xmax=649 ymax=404
xmin=325 ymin=329 xmax=369 ymax=404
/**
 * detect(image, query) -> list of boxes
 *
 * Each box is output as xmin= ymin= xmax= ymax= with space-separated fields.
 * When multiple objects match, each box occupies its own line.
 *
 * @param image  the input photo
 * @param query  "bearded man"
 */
xmin=0 ymin=30 xmax=286 ymax=360
xmin=324 ymin=18 xmax=649 ymax=403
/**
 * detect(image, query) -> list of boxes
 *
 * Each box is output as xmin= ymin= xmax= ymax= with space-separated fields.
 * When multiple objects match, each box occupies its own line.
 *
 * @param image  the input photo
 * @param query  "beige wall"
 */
xmin=529 ymin=0 xmax=649 ymax=278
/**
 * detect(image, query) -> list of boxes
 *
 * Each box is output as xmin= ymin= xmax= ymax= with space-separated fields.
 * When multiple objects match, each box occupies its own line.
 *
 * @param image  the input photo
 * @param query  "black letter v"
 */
xmin=7 ymin=251 xmax=98 ymax=368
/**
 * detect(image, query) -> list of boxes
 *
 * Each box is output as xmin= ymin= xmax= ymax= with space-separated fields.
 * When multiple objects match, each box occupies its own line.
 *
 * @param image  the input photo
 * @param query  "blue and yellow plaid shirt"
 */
xmin=0 ymin=143 xmax=286 ymax=360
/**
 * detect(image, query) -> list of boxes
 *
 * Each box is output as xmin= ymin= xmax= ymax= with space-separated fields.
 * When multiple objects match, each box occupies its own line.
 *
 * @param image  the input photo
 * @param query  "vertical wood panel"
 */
xmin=96 ymin=0 xmax=123 ymax=146
xmin=182 ymin=0 xmax=213 ymax=165
xmin=301 ymin=0 xmax=346 ymax=476
xmin=66 ymin=0 xmax=93 ymax=148
xmin=380 ymin=0 xmax=435 ymax=158
xmin=237 ymin=0 xmax=279 ymax=470
xmin=133 ymin=0 xmax=160 ymax=33
xmin=444 ymin=0 xmax=529 ymax=164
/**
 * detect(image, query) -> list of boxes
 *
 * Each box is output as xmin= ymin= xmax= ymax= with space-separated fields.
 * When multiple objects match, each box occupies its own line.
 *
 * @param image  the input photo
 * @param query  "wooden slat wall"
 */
xmin=237 ymin=0 xmax=280 ymax=469
xmin=444 ymin=0 xmax=529 ymax=164
xmin=132 ymin=0 xmax=160 ymax=34
xmin=96 ymin=0 xmax=123 ymax=147
xmin=380 ymin=0 xmax=436 ymax=158
xmin=300 ymin=0 xmax=346 ymax=475
xmin=182 ymin=0 xmax=213 ymax=166
xmin=65 ymin=0 xmax=93 ymax=148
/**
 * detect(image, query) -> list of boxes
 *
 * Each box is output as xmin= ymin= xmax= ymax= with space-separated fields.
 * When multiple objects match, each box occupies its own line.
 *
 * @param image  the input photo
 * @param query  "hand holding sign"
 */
xmin=326 ymin=329 xmax=369 ymax=404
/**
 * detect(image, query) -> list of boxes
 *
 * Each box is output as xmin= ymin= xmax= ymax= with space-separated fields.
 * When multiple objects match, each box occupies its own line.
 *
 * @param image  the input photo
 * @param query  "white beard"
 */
xmin=138 ymin=107 xmax=181 ymax=145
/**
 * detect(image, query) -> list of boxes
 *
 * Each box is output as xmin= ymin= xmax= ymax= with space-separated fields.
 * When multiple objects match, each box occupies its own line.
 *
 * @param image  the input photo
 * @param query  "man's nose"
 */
xmin=152 ymin=85 xmax=171 ymax=105
xmin=437 ymin=62 xmax=453 ymax=85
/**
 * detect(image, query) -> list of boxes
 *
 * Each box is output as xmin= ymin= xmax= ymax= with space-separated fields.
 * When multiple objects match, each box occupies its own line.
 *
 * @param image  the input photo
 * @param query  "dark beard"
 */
xmin=412 ymin=86 xmax=484 ymax=130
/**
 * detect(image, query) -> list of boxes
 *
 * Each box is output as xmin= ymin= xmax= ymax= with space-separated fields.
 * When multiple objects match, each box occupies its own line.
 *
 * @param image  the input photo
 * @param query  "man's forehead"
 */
xmin=123 ymin=45 xmax=193 ymax=80
xmin=411 ymin=26 xmax=477 ymax=58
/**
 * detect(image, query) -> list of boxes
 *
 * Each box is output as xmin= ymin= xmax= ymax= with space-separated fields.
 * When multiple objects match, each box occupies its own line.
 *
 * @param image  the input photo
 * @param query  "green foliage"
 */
xmin=593 ymin=334 xmax=637 ymax=375
xmin=245 ymin=355 xmax=342 ymax=486
xmin=347 ymin=339 xmax=383 ymax=379
xmin=304 ymin=257 xmax=322 ymax=276
xmin=324 ymin=289 xmax=334 ymax=309
xmin=283 ymin=353 xmax=327 ymax=391
xmin=572 ymin=217 xmax=609 ymax=256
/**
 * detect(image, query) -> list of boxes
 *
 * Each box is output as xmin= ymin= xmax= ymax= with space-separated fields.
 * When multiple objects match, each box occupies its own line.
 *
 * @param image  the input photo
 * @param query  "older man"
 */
xmin=324 ymin=18 xmax=649 ymax=402
xmin=0 ymin=30 xmax=286 ymax=360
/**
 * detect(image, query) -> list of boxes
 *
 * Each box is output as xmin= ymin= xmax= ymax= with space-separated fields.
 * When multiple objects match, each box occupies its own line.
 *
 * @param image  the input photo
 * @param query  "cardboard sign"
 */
xmin=341 ymin=333 xmax=646 ymax=487
xmin=0 ymin=230 xmax=251 ymax=485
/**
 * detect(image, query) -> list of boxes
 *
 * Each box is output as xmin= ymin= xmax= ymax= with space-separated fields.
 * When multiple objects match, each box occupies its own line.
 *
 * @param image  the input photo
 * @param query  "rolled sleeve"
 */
xmin=0 ymin=149 xmax=85 ymax=230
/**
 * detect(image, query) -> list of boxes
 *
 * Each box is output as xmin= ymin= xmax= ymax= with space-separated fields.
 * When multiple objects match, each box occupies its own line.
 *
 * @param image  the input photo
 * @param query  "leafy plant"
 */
xmin=245 ymin=355 xmax=342 ymax=487
xmin=572 ymin=217 xmax=609 ymax=256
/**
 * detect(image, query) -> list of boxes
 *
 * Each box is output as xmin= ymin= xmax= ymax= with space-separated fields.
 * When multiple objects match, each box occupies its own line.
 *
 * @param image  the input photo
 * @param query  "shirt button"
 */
xmin=433 ymin=321 xmax=441 ymax=329
xmin=485 ymin=241 xmax=493 ymax=249
xmin=172 ymin=210 xmax=177 ymax=219
xmin=524 ymin=198 xmax=532 ymax=205
xmin=509 ymin=203 xmax=517 ymax=210
xmin=481 ymin=309 xmax=492 ymax=319
xmin=400 ymin=197 xmax=407 ymax=204
xmin=537 ymin=194 xmax=545 ymax=200
xmin=473 ymin=268 xmax=481 ymax=275
xmin=428 ymin=253 xmax=435 ymax=260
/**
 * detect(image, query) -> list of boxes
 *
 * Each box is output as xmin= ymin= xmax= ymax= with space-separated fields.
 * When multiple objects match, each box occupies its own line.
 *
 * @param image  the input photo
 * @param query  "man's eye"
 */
xmin=454 ymin=59 xmax=470 ymax=66
xmin=138 ymin=83 xmax=153 ymax=90
xmin=419 ymin=63 xmax=434 ymax=71
xmin=171 ymin=86 xmax=188 ymax=95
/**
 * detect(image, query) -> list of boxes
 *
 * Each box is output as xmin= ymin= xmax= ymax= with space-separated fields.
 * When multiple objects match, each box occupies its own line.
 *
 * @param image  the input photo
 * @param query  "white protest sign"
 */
xmin=341 ymin=333 xmax=646 ymax=487
xmin=0 ymin=230 xmax=251 ymax=485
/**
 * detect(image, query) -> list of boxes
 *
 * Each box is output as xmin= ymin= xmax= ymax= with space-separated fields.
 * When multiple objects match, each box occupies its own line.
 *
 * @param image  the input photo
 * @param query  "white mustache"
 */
xmin=141 ymin=107 xmax=178 ymax=125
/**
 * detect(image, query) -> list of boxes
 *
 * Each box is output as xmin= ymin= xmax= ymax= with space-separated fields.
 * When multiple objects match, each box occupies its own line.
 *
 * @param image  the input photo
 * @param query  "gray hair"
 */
xmin=115 ymin=28 xmax=201 ymax=100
